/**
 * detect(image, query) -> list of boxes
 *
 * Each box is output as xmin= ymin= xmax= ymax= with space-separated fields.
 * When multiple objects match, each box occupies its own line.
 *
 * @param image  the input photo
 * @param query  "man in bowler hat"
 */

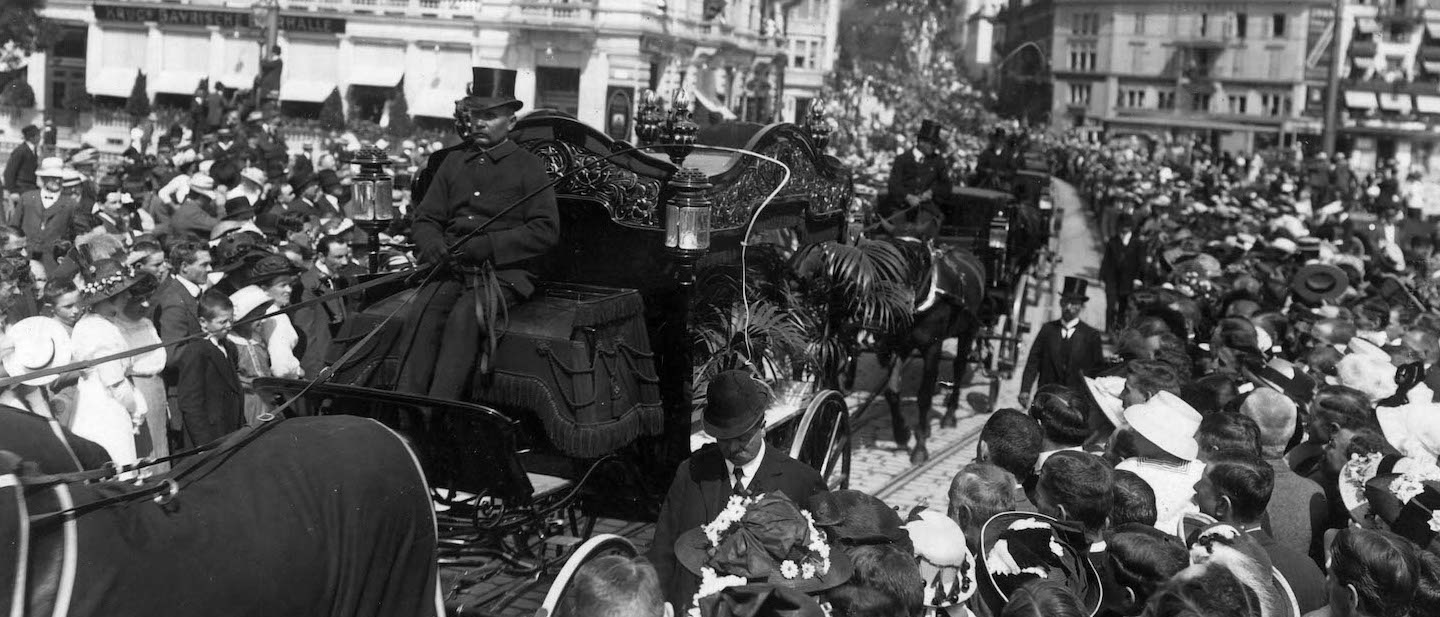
xmin=649 ymin=370 xmax=827 ymax=610
xmin=1100 ymin=212 xmax=1146 ymax=329
xmin=1018 ymin=277 xmax=1105 ymax=407
xmin=883 ymin=119 xmax=953 ymax=219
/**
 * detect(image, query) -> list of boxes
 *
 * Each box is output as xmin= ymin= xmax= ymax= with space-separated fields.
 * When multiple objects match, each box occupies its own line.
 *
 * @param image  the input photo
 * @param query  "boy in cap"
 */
xmin=649 ymin=370 xmax=826 ymax=610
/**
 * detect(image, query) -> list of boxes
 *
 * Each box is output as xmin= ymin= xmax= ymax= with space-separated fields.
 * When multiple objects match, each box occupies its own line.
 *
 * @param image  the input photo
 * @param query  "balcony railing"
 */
xmin=509 ymin=0 xmax=596 ymax=26
xmin=283 ymin=0 xmax=480 ymax=18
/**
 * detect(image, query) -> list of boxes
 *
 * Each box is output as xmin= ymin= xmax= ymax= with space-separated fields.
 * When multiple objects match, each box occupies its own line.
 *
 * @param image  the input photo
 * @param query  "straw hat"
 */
xmin=35 ymin=157 xmax=65 ymax=179
xmin=2 ymin=316 xmax=74 ymax=386
xmin=228 ymin=285 xmax=275 ymax=323
xmin=1084 ymin=375 xmax=1127 ymax=430
xmin=1121 ymin=391 xmax=1202 ymax=461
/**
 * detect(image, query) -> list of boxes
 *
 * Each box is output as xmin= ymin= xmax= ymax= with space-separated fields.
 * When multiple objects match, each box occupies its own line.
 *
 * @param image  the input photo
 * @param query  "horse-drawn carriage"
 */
xmin=249 ymin=109 xmax=859 ymax=611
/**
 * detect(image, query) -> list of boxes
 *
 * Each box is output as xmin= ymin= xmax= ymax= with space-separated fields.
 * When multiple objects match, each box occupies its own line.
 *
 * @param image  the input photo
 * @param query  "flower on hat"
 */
xmin=1429 ymin=511 xmax=1440 ymax=533
xmin=1389 ymin=467 xmax=1440 ymax=505
xmin=688 ymin=493 xmax=835 ymax=614
xmin=689 ymin=569 xmax=749 ymax=617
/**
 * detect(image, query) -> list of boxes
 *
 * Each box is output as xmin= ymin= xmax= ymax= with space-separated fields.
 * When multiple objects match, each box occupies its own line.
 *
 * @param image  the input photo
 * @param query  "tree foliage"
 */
xmin=0 ymin=78 xmax=35 ymax=109
xmin=0 ymin=0 xmax=56 ymax=94
xmin=821 ymin=0 xmax=996 ymax=157
xmin=319 ymin=87 xmax=345 ymax=132
xmin=126 ymin=70 xmax=150 ymax=119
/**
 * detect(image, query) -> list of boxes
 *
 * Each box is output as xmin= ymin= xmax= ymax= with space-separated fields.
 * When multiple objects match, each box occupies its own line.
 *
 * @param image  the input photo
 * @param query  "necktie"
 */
xmin=732 ymin=467 xmax=747 ymax=496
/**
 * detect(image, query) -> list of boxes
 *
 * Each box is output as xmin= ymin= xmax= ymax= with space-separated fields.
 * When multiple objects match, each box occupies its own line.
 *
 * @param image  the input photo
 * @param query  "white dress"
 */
xmin=263 ymin=313 xmax=304 ymax=379
xmin=69 ymin=314 xmax=147 ymax=466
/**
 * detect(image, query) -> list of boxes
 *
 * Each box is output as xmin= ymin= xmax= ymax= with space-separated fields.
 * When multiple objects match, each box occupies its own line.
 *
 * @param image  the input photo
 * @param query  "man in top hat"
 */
xmin=3 ymin=124 xmax=41 ymax=201
xmin=649 ymin=370 xmax=827 ymax=610
xmin=403 ymin=70 xmax=559 ymax=399
xmin=883 ymin=119 xmax=953 ymax=220
xmin=7 ymin=157 xmax=80 ymax=261
xmin=410 ymin=69 xmax=488 ymax=208
xmin=1018 ymin=277 xmax=1105 ymax=407
xmin=1100 ymin=212 xmax=1147 ymax=330
xmin=975 ymin=128 xmax=1009 ymax=188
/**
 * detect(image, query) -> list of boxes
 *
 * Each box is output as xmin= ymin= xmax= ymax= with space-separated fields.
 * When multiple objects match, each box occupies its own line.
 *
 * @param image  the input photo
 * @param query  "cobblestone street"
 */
xmin=444 ymin=178 xmax=1103 ymax=616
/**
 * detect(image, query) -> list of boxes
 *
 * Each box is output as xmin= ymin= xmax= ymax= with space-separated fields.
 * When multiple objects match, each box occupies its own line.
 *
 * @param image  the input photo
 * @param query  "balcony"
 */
xmin=1376 ymin=0 xmax=1426 ymax=26
xmin=283 ymin=0 xmax=480 ymax=19
xmin=508 ymin=0 xmax=597 ymax=29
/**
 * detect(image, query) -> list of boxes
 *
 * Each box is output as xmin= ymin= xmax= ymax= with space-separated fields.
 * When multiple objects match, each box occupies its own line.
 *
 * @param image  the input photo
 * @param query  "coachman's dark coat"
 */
xmin=649 ymin=443 xmax=826 ymax=611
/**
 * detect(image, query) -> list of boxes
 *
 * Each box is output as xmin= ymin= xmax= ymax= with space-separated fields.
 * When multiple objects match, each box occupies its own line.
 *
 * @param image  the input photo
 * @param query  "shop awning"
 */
xmin=1379 ymin=92 xmax=1413 ymax=113
xmin=1425 ymin=61 xmax=1440 ymax=74
xmin=411 ymin=91 xmax=461 ymax=119
xmin=88 ymin=67 xmax=139 ymax=98
xmin=1417 ymin=95 xmax=1440 ymax=114
xmin=689 ymin=87 xmax=737 ymax=121
xmin=280 ymin=79 xmax=336 ymax=103
xmin=1345 ymin=91 xmax=1379 ymax=109
xmin=152 ymin=71 xmax=206 ymax=95
xmin=1356 ymin=17 xmax=1379 ymax=34
xmin=348 ymin=66 xmax=404 ymax=89
xmin=1428 ymin=21 xmax=1440 ymax=38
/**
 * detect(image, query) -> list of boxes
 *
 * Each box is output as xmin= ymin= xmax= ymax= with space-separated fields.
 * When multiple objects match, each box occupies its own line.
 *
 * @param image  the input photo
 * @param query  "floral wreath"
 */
xmin=80 ymin=268 xmax=133 ymax=297
xmin=1342 ymin=453 xmax=1440 ymax=532
xmin=1388 ymin=467 xmax=1440 ymax=532
xmin=689 ymin=494 xmax=834 ymax=617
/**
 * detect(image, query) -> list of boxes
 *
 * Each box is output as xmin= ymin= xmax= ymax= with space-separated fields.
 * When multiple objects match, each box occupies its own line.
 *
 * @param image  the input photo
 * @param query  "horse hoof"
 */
xmin=940 ymin=414 xmax=958 ymax=429
xmin=910 ymin=447 xmax=930 ymax=466
xmin=893 ymin=427 xmax=911 ymax=449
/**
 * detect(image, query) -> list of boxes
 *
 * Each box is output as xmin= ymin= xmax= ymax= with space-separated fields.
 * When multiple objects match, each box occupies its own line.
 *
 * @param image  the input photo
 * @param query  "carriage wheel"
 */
xmin=537 ymin=534 xmax=639 ymax=616
xmin=788 ymin=390 xmax=852 ymax=490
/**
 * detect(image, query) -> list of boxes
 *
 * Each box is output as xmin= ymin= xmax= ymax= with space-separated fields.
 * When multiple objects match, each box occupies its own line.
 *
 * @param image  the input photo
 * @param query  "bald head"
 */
xmin=1240 ymin=389 xmax=1298 ymax=459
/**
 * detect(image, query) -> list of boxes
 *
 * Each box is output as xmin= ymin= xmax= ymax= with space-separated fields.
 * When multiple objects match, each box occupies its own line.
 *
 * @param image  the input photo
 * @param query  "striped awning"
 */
xmin=1417 ymin=95 xmax=1440 ymax=114
xmin=1345 ymin=91 xmax=1379 ymax=109
xmin=1379 ymin=92 xmax=1413 ymax=113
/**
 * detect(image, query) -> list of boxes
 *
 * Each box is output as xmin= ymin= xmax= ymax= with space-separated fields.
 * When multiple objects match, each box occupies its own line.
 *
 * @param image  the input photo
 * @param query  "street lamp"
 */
xmin=345 ymin=146 xmax=397 ymax=274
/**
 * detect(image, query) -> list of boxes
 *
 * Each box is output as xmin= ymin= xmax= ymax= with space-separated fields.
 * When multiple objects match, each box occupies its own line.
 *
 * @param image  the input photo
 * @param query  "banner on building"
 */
xmin=606 ymin=86 xmax=634 ymax=141
xmin=93 ymin=3 xmax=345 ymax=34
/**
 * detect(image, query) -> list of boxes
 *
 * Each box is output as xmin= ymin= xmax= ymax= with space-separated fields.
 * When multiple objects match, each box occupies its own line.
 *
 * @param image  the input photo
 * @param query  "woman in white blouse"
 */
xmin=114 ymin=257 xmax=170 ymax=467
xmin=69 ymin=259 xmax=148 ymax=467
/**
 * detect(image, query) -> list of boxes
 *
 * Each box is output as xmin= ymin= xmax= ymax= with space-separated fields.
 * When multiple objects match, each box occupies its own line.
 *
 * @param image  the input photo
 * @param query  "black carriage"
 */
xmin=257 ymin=110 xmax=857 ymax=607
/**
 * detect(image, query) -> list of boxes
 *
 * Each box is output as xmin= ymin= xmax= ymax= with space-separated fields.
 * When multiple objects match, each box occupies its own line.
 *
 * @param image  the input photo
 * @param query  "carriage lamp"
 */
xmin=665 ymin=168 xmax=713 ymax=253
xmin=805 ymin=101 xmax=833 ymax=152
xmin=346 ymin=146 xmax=397 ymax=274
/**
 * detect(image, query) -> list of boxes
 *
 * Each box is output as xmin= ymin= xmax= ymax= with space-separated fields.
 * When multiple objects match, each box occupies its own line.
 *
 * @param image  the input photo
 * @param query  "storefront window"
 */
xmin=535 ymin=66 xmax=581 ymax=115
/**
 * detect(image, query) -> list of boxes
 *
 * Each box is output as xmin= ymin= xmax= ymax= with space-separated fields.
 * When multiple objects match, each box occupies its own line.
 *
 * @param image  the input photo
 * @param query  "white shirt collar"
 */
xmin=724 ymin=442 xmax=768 ymax=491
xmin=1120 ymin=232 xmax=1132 ymax=244
xmin=1062 ymin=318 xmax=1080 ymax=331
xmin=175 ymin=275 xmax=202 ymax=298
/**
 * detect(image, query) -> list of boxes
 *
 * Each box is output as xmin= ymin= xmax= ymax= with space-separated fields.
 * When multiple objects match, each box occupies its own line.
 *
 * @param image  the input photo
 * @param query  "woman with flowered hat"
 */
xmin=673 ymin=491 xmax=853 ymax=615
xmin=68 ymin=258 xmax=149 ymax=466
xmin=112 ymin=266 xmax=170 ymax=466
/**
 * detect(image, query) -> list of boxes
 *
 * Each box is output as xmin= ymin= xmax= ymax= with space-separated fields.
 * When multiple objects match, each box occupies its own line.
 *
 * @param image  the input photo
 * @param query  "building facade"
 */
xmin=994 ymin=0 xmax=1055 ymax=127
xmin=10 ymin=0 xmax=838 ymax=153
xmin=997 ymin=0 xmax=1330 ymax=150
xmin=1336 ymin=0 xmax=1440 ymax=174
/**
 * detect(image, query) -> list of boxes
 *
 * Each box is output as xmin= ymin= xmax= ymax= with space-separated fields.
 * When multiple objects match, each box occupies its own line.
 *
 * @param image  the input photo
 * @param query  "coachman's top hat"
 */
xmin=460 ymin=67 xmax=522 ymax=115
xmin=1060 ymin=276 xmax=1089 ymax=302
xmin=704 ymin=370 xmax=772 ymax=440
xmin=917 ymin=119 xmax=944 ymax=145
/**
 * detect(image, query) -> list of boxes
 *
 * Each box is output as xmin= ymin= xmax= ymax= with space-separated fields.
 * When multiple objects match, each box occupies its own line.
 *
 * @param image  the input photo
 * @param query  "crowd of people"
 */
xmin=547 ymin=131 xmax=1440 ymax=617
xmin=0 ymin=100 xmax=453 ymax=470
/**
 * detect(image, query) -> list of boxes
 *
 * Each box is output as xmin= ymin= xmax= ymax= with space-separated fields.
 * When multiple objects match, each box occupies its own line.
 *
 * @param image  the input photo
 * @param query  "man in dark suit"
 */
xmin=8 ymin=157 xmax=79 ymax=260
xmin=174 ymin=292 xmax=244 ymax=447
xmin=150 ymin=242 xmax=211 ymax=344
xmin=293 ymin=236 xmax=354 ymax=378
xmin=1019 ymin=277 xmax=1106 ymax=408
xmin=1100 ymin=213 xmax=1146 ymax=329
xmin=1331 ymin=152 xmax=1357 ymax=205
xmin=3 ymin=125 xmax=41 ymax=198
xmin=649 ymin=371 xmax=827 ymax=610
xmin=884 ymin=119 xmax=953 ymax=220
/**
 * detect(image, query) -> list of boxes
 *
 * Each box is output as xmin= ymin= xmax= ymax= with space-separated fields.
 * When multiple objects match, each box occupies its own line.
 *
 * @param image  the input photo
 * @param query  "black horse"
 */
xmin=870 ymin=211 xmax=989 ymax=464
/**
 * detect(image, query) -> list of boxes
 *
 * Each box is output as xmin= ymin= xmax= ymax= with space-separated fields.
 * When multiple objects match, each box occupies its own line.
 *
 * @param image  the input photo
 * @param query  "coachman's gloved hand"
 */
xmin=462 ymin=234 xmax=495 ymax=264
xmin=417 ymin=238 xmax=449 ymax=266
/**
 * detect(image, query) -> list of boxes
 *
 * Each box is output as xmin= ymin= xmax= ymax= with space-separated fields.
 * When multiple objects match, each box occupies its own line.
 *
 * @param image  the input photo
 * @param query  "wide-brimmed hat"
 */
xmin=240 ymin=253 xmax=303 ymax=287
xmin=78 ymin=259 xmax=141 ymax=308
xmin=61 ymin=168 xmax=83 ymax=187
xmin=228 ymin=285 xmax=276 ymax=323
xmin=189 ymin=173 xmax=217 ymax=193
xmin=2 ymin=316 xmax=74 ymax=386
xmin=979 ymin=511 xmax=1102 ymax=616
xmin=238 ymin=167 xmax=266 ymax=187
xmin=1291 ymin=264 xmax=1349 ymax=303
xmin=223 ymin=196 xmax=256 ymax=220
xmin=35 ymin=157 xmax=65 ymax=179
xmin=1362 ymin=470 xmax=1440 ymax=551
xmin=1183 ymin=522 xmax=1301 ymax=617
xmin=808 ymin=490 xmax=911 ymax=550
xmin=1122 ymin=391 xmax=1202 ymax=461
xmin=675 ymin=492 xmax=853 ymax=594
xmin=1084 ymin=375 xmax=1127 ymax=430
xmin=212 ymin=231 xmax=272 ymax=274
xmin=1245 ymin=358 xmax=1316 ymax=406
xmin=906 ymin=507 xmax=979 ymax=609
xmin=704 ymin=370 xmax=772 ymax=440
xmin=1060 ymin=276 xmax=1090 ymax=302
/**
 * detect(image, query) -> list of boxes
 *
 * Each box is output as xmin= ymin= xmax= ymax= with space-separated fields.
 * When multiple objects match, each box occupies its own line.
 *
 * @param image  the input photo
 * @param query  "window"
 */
xmin=1200 ymin=13 xmax=1210 ymax=36
xmin=789 ymin=37 xmax=821 ymax=69
xmin=535 ymin=66 xmax=582 ymax=115
xmin=1069 ymin=41 xmax=1097 ymax=71
xmin=1119 ymin=89 xmax=1147 ymax=108
xmin=1158 ymin=90 xmax=1176 ymax=109
xmin=1135 ymin=13 xmax=1146 ymax=35
xmin=1272 ymin=13 xmax=1287 ymax=37
xmin=1131 ymin=45 xmax=1147 ymax=73
xmin=1227 ymin=94 xmax=1248 ymax=114
xmin=1236 ymin=13 xmax=1248 ymax=38
xmin=1072 ymin=12 xmax=1099 ymax=35
xmin=1191 ymin=92 xmax=1212 ymax=111
xmin=1069 ymin=83 xmax=1092 ymax=105
xmin=1261 ymin=93 xmax=1291 ymax=116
